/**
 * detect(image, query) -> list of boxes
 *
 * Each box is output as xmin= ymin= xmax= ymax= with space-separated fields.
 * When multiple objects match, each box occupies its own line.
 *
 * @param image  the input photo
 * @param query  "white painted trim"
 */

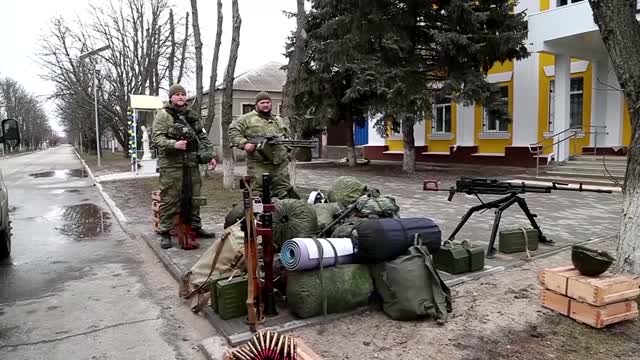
xmin=428 ymin=133 xmax=455 ymax=140
xmin=478 ymin=132 xmax=511 ymax=140
xmin=543 ymin=60 xmax=590 ymax=77
xmin=486 ymin=71 xmax=513 ymax=83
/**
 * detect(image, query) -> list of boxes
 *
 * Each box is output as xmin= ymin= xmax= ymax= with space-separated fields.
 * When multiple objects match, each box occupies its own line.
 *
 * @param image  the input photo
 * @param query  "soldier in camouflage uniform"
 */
xmin=152 ymin=84 xmax=217 ymax=249
xmin=228 ymin=91 xmax=300 ymax=199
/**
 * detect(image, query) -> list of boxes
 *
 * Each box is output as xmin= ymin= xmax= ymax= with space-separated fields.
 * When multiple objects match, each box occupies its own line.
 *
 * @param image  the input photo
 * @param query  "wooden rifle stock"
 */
xmin=241 ymin=177 xmax=262 ymax=331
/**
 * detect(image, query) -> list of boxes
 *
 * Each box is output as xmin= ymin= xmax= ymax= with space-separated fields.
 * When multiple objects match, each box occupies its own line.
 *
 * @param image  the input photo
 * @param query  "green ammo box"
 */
xmin=210 ymin=276 xmax=248 ymax=320
xmin=434 ymin=243 xmax=469 ymax=275
xmin=434 ymin=241 xmax=485 ymax=274
xmin=465 ymin=244 xmax=485 ymax=272
xmin=498 ymin=228 xmax=539 ymax=254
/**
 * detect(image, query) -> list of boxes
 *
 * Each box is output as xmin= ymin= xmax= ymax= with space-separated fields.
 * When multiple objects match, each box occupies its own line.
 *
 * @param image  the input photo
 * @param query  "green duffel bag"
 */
xmin=371 ymin=236 xmax=452 ymax=323
xmin=287 ymin=264 xmax=374 ymax=319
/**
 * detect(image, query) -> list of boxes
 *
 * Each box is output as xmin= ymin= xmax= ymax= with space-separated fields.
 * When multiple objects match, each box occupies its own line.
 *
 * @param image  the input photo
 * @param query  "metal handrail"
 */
xmin=529 ymin=125 xmax=609 ymax=177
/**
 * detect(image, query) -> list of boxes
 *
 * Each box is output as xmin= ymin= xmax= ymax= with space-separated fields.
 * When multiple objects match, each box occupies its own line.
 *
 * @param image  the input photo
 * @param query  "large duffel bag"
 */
xmin=353 ymin=218 xmax=441 ymax=263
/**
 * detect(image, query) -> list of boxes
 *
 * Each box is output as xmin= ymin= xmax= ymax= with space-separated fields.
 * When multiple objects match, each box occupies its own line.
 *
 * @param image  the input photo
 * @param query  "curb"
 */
xmin=72 ymin=148 xmax=127 ymax=224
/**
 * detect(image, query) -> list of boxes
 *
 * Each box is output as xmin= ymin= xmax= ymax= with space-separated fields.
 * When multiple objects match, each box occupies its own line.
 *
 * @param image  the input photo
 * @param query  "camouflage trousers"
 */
xmin=158 ymin=167 xmax=203 ymax=233
xmin=247 ymin=160 xmax=300 ymax=200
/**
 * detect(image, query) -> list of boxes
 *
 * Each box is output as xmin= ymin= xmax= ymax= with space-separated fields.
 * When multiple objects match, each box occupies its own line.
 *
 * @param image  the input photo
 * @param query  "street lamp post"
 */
xmin=79 ymin=44 xmax=110 ymax=167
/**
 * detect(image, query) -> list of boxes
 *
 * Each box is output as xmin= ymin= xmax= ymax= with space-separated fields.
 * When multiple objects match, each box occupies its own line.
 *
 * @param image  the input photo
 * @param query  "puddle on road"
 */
xmin=51 ymin=203 xmax=112 ymax=239
xmin=29 ymin=169 xmax=88 ymax=179
xmin=49 ymin=189 xmax=82 ymax=195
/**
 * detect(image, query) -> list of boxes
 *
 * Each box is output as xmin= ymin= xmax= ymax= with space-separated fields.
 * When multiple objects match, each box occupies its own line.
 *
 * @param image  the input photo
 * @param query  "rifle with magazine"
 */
xmin=424 ymin=177 xmax=613 ymax=258
xmin=244 ymin=136 xmax=317 ymax=162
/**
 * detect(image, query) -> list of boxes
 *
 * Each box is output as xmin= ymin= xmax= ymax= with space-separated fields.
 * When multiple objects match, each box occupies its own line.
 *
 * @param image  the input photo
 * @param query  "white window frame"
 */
xmin=556 ymin=0 xmax=584 ymax=7
xmin=432 ymin=100 xmax=452 ymax=134
xmin=569 ymin=77 xmax=584 ymax=129
xmin=548 ymin=77 xmax=584 ymax=132
xmin=483 ymin=86 xmax=509 ymax=133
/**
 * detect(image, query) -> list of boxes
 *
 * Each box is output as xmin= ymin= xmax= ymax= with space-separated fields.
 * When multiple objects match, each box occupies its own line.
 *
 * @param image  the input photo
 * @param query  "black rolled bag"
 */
xmin=352 ymin=218 xmax=441 ymax=263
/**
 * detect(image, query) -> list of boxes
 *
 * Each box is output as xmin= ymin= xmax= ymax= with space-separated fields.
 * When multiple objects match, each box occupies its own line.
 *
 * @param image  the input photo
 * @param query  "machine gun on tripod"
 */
xmin=425 ymin=177 xmax=613 ymax=258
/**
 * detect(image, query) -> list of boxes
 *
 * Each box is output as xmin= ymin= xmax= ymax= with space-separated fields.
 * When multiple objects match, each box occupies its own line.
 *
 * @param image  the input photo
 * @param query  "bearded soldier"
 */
xmin=228 ymin=91 xmax=299 ymax=199
xmin=152 ymin=83 xmax=217 ymax=249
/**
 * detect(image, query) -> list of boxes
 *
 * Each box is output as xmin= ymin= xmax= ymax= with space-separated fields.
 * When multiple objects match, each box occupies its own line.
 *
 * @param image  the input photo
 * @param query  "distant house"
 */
xmin=200 ymin=62 xmax=286 ymax=159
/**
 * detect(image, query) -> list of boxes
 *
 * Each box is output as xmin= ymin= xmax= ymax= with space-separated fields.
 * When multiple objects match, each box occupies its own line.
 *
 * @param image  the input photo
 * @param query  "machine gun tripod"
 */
xmin=425 ymin=177 xmax=613 ymax=258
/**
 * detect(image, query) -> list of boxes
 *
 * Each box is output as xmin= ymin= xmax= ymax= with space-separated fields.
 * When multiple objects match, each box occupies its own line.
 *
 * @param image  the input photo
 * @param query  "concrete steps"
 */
xmin=532 ymin=155 xmax=627 ymax=188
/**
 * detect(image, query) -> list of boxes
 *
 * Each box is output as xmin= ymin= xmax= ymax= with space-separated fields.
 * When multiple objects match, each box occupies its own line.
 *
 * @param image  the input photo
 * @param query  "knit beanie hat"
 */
xmin=255 ymin=91 xmax=272 ymax=104
xmin=169 ymin=83 xmax=187 ymax=98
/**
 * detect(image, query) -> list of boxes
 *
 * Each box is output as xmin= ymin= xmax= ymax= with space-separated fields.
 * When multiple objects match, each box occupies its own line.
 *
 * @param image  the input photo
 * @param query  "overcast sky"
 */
xmin=0 ymin=0 xmax=299 ymax=134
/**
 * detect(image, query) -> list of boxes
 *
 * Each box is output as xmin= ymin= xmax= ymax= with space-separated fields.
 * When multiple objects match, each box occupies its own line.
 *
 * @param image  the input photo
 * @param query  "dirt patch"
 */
xmin=294 ymin=238 xmax=640 ymax=360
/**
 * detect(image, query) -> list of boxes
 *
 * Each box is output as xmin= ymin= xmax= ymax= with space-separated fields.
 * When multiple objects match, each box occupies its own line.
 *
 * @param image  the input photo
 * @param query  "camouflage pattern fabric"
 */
xmin=152 ymin=101 xmax=215 ymax=169
xmin=152 ymin=101 xmax=214 ymax=232
xmin=158 ymin=167 xmax=203 ymax=232
xmin=228 ymin=110 xmax=297 ymax=198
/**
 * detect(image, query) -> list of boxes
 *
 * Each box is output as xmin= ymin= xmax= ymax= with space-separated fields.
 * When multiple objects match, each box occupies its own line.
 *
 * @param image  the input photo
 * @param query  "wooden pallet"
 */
xmin=538 ymin=265 xmax=640 ymax=328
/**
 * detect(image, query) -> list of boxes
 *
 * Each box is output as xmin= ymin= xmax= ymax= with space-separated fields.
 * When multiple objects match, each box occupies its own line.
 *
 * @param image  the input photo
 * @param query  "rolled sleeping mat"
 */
xmin=353 ymin=217 xmax=442 ymax=263
xmin=280 ymin=237 xmax=355 ymax=271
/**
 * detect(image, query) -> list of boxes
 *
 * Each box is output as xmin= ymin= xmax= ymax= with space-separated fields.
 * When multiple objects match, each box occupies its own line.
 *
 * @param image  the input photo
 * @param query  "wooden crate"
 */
xmin=538 ymin=265 xmax=581 ymax=295
xmin=570 ymin=298 xmax=638 ymax=329
xmin=538 ymin=265 xmax=640 ymax=306
xmin=567 ymin=274 xmax=640 ymax=306
xmin=540 ymin=289 xmax=571 ymax=315
xmin=541 ymin=289 xmax=639 ymax=328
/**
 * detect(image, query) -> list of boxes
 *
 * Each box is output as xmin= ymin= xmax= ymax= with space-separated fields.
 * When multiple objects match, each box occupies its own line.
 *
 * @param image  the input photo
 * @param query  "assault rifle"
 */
xmin=425 ymin=177 xmax=613 ymax=258
xmin=245 ymin=136 xmax=317 ymax=162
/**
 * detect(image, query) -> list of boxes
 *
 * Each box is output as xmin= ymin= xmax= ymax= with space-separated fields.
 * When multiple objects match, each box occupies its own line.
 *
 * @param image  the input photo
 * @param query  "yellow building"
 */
xmin=363 ymin=1 xmax=637 ymax=166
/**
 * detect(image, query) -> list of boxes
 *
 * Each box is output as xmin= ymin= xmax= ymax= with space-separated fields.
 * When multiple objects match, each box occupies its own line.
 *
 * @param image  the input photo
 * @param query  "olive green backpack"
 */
xmin=371 ymin=235 xmax=452 ymax=323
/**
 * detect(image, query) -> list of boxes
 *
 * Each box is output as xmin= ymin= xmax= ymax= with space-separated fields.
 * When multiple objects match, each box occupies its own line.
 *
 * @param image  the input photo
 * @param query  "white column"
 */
xmin=554 ymin=54 xmax=571 ymax=162
xmin=512 ymin=53 xmax=540 ymax=146
xmin=591 ymin=59 xmax=608 ymax=148
xmin=414 ymin=120 xmax=426 ymax=146
xmin=604 ymin=57 xmax=623 ymax=147
xmin=367 ymin=113 xmax=385 ymax=146
xmin=456 ymin=103 xmax=475 ymax=146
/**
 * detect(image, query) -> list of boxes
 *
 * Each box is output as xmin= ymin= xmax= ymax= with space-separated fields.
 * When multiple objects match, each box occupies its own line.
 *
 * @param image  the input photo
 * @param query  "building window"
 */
xmin=242 ymin=104 xmax=255 ymax=114
xmin=569 ymin=77 xmax=584 ymax=128
xmin=548 ymin=77 xmax=584 ymax=131
xmin=432 ymin=98 xmax=452 ymax=134
xmin=278 ymin=104 xmax=282 ymax=115
xmin=556 ymin=0 xmax=584 ymax=6
xmin=484 ymin=86 xmax=509 ymax=133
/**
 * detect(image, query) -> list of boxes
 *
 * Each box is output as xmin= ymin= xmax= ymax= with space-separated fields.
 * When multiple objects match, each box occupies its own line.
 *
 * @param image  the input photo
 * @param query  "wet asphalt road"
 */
xmin=0 ymin=145 xmax=210 ymax=359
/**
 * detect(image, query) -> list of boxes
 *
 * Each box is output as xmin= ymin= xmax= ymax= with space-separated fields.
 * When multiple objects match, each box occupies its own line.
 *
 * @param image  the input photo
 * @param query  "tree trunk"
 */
xmin=402 ymin=117 xmax=416 ymax=173
xmin=190 ymin=0 xmax=203 ymax=118
xmin=177 ymin=12 xmax=189 ymax=84
xmin=222 ymin=0 xmax=241 ymax=190
xmin=345 ymin=111 xmax=356 ymax=167
xmin=168 ymin=9 xmax=175 ymax=86
xmin=588 ymin=0 xmax=640 ymax=274
xmin=281 ymin=0 xmax=306 ymax=121
xmin=205 ymin=0 xmax=223 ymax=134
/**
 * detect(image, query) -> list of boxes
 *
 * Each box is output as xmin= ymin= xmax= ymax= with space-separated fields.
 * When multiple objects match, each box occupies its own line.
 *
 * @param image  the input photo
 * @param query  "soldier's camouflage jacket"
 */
xmin=228 ymin=110 xmax=290 ymax=165
xmin=152 ymin=102 xmax=215 ymax=169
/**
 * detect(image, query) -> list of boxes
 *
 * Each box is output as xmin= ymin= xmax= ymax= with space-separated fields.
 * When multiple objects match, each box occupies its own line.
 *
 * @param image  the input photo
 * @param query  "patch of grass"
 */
xmin=81 ymin=150 xmax=131 ymax=171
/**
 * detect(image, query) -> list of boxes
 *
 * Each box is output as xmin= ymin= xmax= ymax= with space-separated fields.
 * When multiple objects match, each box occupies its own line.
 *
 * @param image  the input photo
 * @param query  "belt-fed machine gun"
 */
xmin=424 ymin=177 xmax=613 ymax=258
